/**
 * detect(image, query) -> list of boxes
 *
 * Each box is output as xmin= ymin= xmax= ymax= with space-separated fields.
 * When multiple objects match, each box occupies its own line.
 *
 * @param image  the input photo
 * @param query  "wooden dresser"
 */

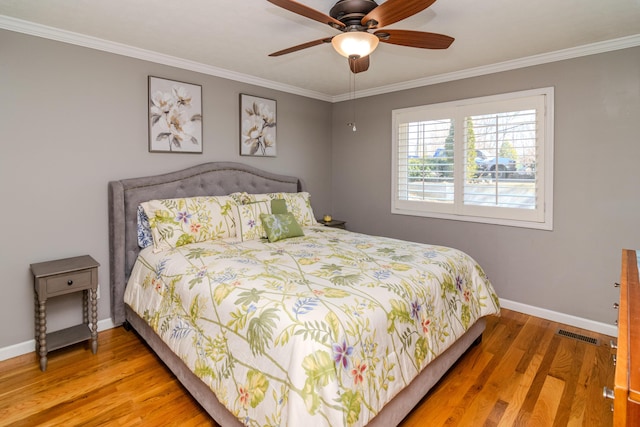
xmin=613 ymin=249 xmax=640 ymax=426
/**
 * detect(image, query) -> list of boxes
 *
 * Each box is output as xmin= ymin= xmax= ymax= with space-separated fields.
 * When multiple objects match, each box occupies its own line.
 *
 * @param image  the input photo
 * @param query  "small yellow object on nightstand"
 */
xmin=323 ymin=215 xmax=332 ymax=223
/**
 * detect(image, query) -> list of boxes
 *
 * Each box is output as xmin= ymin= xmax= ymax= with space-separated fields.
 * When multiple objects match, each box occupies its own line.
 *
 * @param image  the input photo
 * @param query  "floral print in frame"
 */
xmin=240 ymin=94 xmax=276 ymax=157
xmin=148 ymin=76 xmax=203 ymax=153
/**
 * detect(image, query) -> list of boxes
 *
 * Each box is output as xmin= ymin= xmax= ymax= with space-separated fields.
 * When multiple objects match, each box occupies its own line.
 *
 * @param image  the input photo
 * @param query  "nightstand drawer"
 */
xmin=45 ymin=270 xmax=93 ymax=296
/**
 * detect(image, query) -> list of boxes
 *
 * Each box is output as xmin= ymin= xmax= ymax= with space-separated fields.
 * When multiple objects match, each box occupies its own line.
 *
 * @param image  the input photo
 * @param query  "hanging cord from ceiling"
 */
xmin=347 ymin=65 xmax=357 ymax=132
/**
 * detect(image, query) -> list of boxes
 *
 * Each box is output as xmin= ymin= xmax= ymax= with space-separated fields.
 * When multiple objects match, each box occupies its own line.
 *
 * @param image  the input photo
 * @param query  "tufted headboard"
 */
xmin=108 ymin=162 xmax=304 ymax=324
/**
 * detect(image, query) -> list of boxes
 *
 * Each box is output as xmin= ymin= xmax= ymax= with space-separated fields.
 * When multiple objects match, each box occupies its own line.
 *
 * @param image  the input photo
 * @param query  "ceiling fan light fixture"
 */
xmin=331 ymin=31 xmax=379 ymax=59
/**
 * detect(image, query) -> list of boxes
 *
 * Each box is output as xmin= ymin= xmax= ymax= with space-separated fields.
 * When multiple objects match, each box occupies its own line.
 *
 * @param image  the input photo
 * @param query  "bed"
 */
xmin=108 ymin=162 xmax=499 ymax=427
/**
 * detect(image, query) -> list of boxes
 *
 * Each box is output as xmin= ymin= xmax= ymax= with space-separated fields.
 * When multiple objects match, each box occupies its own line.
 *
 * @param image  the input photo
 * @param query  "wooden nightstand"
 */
xmin=30 ymin=255 xmax=100 ymax=371
xmin=318 ymin=219 xmax=346 ymax=229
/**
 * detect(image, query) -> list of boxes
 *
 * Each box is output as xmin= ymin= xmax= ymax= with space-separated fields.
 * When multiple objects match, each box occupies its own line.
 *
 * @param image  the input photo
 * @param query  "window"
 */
xmin=392 ymin=88 xmax=553 ymax=230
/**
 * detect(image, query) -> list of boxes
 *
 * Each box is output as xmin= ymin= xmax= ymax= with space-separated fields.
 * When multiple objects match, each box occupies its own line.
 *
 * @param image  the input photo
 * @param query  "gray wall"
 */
xmin=0 ymin=29 xmax=333 ymax=349
xmin=331 ymin=46 xmax=640 ymax=325
xmin=2 ymin=27 xmax=638 ymax=352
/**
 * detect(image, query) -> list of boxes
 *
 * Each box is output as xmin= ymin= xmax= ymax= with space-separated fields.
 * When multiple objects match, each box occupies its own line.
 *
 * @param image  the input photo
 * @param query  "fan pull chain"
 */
xmin=348 ymin=69 xmax=357 ymax=132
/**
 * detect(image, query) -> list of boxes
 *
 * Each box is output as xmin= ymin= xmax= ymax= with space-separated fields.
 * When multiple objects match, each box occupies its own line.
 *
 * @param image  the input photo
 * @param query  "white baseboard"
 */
xmin=0 ymin=302 xmax=618 ymax=362
xmin=499 ymin=298 xmax=618 ymax=337
xmin=0 ymin=318 xmax=116 ymax=363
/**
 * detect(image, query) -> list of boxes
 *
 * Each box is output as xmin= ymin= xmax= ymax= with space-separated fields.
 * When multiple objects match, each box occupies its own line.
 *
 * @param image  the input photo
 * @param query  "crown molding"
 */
xmin=1 ymin=14 xmax=638 ymax=104
xmin=0 ymin=15 xmax=333 ymax=102
xmin=332 ymin=34 xmax=640 ymax=102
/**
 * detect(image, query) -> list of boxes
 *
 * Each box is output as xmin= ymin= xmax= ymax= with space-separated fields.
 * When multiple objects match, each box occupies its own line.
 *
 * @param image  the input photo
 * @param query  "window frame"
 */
xmin=391 ymin=87 xmax=554 ymax=230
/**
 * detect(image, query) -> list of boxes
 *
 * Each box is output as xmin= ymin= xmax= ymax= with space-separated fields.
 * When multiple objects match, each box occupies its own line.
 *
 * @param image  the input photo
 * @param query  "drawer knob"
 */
xmin=67 ymin=280 xmax=73 ymax=286
xmin=603 ymin=387 xmax=615 ymax=400
xmin=613 ymin=302 xmax=619 ymax=309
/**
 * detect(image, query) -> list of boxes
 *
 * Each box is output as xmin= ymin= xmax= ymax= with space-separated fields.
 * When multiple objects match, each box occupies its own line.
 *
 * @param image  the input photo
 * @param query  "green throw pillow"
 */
xmin=260 ymin=213 xmax=304 ymax=243
xmin=270 ymin=199 xmax=288 ymax=214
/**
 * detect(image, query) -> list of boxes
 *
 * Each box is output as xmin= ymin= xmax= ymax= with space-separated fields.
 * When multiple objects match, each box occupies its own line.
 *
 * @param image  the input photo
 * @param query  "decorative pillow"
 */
xmin=141 ymin=195 xmax=237 ymax=251
xmin=136 ymin=205 xmax=153 ymax=249
xmin=238 ymin=192 xmax=317 ymax=227
xmin=260 ymin=213 xmax=304 ymax=243
xmin=232 ymin=201 xmax=271 ymax=241
xmin=270 ymin=199 xmax=288 ymax=214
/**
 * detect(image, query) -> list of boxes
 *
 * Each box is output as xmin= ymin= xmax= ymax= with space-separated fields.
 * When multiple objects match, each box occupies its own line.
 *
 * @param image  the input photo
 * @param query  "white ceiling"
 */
xmin=1 ymin=0 xmax=639 ymax=101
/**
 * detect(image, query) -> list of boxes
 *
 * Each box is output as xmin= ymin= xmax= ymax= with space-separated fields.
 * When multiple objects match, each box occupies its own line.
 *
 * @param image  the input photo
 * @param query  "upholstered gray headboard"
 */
xmin=108 ymin=162 xmax=304 ymax=324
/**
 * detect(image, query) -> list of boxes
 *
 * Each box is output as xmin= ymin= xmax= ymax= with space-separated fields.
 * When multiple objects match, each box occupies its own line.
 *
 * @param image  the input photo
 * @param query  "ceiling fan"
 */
xmin=267 ymin=0 xmax=454 ymax=74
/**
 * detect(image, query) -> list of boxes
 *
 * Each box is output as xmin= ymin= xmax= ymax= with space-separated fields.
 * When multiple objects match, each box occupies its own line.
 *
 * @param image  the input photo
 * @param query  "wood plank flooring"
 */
xmin=0 ymin=309 xmax=616 ymax=426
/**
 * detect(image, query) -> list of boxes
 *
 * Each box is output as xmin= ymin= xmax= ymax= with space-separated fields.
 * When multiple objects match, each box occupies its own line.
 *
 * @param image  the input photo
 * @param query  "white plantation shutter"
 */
xmin=392 ymin=88 xmax=554 ymax=230
xmin=396 ymin=118 xmax=455 ymax=205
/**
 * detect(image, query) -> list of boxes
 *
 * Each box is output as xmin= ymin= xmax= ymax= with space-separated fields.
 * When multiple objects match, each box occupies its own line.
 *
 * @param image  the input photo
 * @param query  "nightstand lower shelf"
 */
xmin=45 ymin=324 xmax=93 ymax=352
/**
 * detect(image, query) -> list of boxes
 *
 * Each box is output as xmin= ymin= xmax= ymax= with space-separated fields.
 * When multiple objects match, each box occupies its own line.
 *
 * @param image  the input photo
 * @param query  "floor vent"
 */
xmin=556 ymin=329 xmax=599 ymax=345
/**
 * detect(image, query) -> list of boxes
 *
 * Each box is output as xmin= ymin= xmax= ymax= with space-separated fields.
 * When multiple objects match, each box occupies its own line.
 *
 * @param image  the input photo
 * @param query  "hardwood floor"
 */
xmin=0 ymin=309 xmax=615 ymax=426
xmin=401 ymin=309 xmax=615 ymax=427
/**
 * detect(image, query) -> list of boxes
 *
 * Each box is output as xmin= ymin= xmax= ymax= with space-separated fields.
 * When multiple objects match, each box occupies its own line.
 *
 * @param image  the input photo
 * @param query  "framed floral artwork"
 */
xmin=148 ymin=76 xmax=203 ymax=153
xmin=240 ymin=94 xmax=276 ymax=157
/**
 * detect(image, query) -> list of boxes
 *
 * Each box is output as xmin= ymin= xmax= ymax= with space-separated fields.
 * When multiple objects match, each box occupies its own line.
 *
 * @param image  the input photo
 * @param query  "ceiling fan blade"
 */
xmin=267 ymin=0 xmax=345 ymax=28
xmin=375 ymin=29 xmax=454 ymax=49
xmin=349 ymin=55 xmax=370 ymax=73
xmin=362 ymin=0 xmax=436 ymax=29
xmin=269 ymin=37 xmax=334 ymax=56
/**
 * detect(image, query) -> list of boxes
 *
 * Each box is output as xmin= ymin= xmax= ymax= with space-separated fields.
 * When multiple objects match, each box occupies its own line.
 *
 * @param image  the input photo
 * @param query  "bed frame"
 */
xmin=108 ymin=161 xmax=486 ymax=426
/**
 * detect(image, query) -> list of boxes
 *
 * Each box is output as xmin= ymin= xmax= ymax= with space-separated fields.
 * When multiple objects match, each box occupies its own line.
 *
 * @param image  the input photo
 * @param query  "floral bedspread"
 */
xmin=124 ymin=226 xmax=499 ymax=426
